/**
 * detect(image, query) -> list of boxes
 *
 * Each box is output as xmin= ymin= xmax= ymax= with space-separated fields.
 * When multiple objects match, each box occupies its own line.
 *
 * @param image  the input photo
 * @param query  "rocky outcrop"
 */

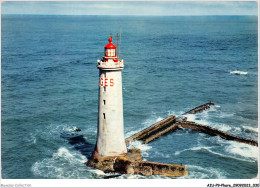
xmin=86 ymin=148 xmax=187 ymax=177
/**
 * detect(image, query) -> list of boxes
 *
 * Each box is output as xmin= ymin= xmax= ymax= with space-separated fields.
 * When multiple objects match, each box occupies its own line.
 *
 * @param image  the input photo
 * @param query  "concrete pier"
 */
xmin=126 ymin=115 xmax=258 ymax=147
xmin=180 ymin=121 xmax=258 ymax=146
xmin=125 ymin=115 xmax=177 ymax=145
xmin=142 ymin=123 xmax=180 ymax=144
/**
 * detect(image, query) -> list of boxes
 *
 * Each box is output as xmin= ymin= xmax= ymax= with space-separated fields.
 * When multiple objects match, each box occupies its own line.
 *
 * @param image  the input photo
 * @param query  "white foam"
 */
xmin=117 ymin=174 xmax=144 ymax=179
xmin=142 ymin=115 xmax=164 ymax=126
xmin=219 ymin=111 xmax=234 ymax=118
xmin=127 ymin=141 xmax=152 ymax=157
xmin=64 ymin=126 xmax=79 ymax=132
xmin=28 ymin=134 xmax=37 ymax=145
xmin=125 ymin=130 xmax=141 ymax=138
xmin=185 ymin=114 xmax=197 ymax=122
xmin=225 ymin=141 xmax=258 ymax=161
xmin=127 ymin=175 xmax=136 ymax=179
xmin=214 ymin=123 xmax=232 ymax=132
xmin=203 ymin=106 xmax=217 ymax=113
xmin=179 ymin=165 xmax=227 ymax=179
xmin=205 ymin=135 xmax=258 ymax=162
xmin=153 ymin=151 xmax=170 ymax=158
xmin=88 ymin=169 xmax=105 ymax=175
xmin=174 ymin=146 xmax=213 ymax=156
xmin=185 ymin=113 xmax=232 ymax=132
xmin=230 ymin=70 xmax=248 ymax=75
xmin=31 ymin=147 xmax=88 ymax=178
xmin=167 ymin=110 xmax=185 ymax=116
xmin=156 ymin=117 xmax=164 ymax=122
xmin=184 ymin=105 xmax=218 ymax=120
xmin=128 ymin=140 xmax=152 ymax=151
xmin=207 ymin=148 xmax=254 ymax=163
xmin=33 ymin=124 xmax=74 ymax=139
xmin=125 ymin=115 xmax=165 ymax=139
xmin=242 ymin=125 xmax=258 ymax=133
xmin=174 ymin=138 xmax=257 ymax=163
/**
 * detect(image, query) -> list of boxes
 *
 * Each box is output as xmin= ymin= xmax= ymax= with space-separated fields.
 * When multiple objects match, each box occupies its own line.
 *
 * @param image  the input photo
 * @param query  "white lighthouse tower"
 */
xmin=95 ymin=36 xmax=127 ymax=157
xmin=86 ymin=36 xmax=188 ymax=177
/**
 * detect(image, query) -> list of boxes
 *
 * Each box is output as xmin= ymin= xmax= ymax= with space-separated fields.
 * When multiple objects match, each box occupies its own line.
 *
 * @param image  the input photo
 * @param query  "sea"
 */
xmin=1 ymin=15 xmax=258 ymax=179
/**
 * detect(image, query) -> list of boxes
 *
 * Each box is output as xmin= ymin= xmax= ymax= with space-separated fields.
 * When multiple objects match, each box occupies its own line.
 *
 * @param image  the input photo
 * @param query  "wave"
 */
xmin=185 ymin=113 xmax=232 ymax=132
xmin=28 ymin=123 xmax=96 ymax=144
xmin=127 ymin=140 xmax=152 ymax=158
xmin=218 ymin=111 xmax=234 ymax=118
xmin=224 ymin=141 xmax=258 ymax=161
xmin=116 ymin=174 xmax=169 ymax=179
xmin=206 ymin=148 xmax=256 ymax=163
xmin=241 ymin=125 xmax=258 ymax=134
xmin=125 ymin=130 xmax=141 ymax=138
xmin=31 ymin=147 xmax=88 ymax=179
xmin=179 ymin=165 xmax=227 ymax=179
xmin=28 ymin=134 xmax=37 ymax=145
xmin=142 ymin=116 xmax=164 ymax=127
xmin=202 ymin=134 xmax=258 ymax=162
xmin=125 ymin=115 xmax=164 ymax=138
xmin=128 ymin=140 xmax=152 ymax=151
xmin=88 ymin=168 xmax=105 ymax=175
xmin=174 ymin=146 xmax=213 ymax=156
xmin=195 ymin=138 xmax=258 ymax=163
xmin=125 ymin=110 xmax=257 ymax=179
xmin=230 ymin=70 xmax=248 ymax=75
xmin=167 ymin=110 xmax=185 ymax=116
xmin=213 ymin=123 xmax=232 ymax=132
xmin=33 ymin=124 xmax=80 ymax=138
xmin=153 ymin=151 xmax=170 ymax=158
xmin=174 ymin=133 xmax=258 ymax=163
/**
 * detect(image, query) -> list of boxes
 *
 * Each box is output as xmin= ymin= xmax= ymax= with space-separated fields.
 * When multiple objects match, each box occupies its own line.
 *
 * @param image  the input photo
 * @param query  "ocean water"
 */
xmin=1 ymin=15 xmax=258 ymax=179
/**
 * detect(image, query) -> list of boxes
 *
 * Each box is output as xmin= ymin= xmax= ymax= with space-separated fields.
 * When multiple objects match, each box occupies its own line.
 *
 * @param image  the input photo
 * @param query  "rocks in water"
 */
xmin=183 ymin=102 xmax=215 ymax=115
xmin=86 ymin=148 xmax=187 ymax=177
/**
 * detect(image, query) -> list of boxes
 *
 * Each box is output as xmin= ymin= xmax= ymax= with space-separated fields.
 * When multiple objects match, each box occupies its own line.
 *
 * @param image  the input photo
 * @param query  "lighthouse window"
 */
xmin=105 ymin=49 xmax=116 ymax=56
xmin=104 ymin=86 xmax=106 ymax=92
xmin=103 ymin=113 xmax=106 ymax=119
xmin=103 ymin=100 xmax=106 ymax=105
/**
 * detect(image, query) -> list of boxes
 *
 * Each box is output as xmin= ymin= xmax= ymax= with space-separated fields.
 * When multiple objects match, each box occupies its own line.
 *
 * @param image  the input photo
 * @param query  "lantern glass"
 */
xmin=105 ymin=49 xmax=116 ymax=56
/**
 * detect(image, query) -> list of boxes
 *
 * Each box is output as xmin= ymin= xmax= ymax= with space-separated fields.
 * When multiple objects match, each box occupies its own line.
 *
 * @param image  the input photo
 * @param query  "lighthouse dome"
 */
xmin=104 ymin=37 xmax=117 ymax=57
xmin=104 ymin=37 xmax=116 ymax=49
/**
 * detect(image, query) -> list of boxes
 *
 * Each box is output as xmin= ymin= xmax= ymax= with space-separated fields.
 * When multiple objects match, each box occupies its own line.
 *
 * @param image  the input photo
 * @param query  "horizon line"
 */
xmin=1 ymin=14 xmax=258 ymax=16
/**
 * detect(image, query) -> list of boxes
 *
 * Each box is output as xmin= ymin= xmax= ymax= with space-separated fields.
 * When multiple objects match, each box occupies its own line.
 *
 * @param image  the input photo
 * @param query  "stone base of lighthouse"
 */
xmin=86 ymin=148 xmax=188 ymax=177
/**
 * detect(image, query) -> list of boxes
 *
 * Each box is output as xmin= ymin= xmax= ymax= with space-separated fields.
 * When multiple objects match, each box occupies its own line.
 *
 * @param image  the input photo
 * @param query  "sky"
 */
xmin=1 ymin=1 xmax=258 ymax=16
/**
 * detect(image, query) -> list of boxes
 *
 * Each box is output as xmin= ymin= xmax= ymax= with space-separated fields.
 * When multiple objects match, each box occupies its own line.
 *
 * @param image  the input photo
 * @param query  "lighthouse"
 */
xmin=86 ymin=36 xmax=187 ymax=177
xmin=95 ymin=36 xmax=127 ymax=157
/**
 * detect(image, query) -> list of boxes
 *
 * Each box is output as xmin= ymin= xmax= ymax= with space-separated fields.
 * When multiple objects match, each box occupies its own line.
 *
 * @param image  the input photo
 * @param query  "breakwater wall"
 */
xmin=125 ymin=115 xmax=177 ymax=145
xmin=183 ymin=102 xmax=215 ymax=115
xmin=126 ymin=116 xmax=258 ymax=147
xmin=180 ymin=121 xmax=258 ymax=146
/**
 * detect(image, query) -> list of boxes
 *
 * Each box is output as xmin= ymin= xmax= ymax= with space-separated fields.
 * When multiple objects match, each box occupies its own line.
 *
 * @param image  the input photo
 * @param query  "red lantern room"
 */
xmin=104 ymin=37 xmax=116 ymax=57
